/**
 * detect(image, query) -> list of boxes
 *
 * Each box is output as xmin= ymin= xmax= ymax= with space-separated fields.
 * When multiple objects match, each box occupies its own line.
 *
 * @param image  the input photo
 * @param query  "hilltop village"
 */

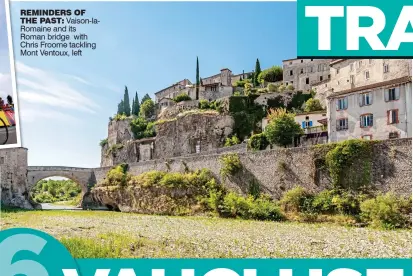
xmin=100 ymin=58 xmax=413 ymax=166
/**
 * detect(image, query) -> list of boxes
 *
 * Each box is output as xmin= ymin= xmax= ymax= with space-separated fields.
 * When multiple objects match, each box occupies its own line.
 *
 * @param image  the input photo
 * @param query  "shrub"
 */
xmin=264 ymin=108 xmax=303 ymax=147
xmin=140 ymin=99 xmax=155 ymax=119
xmin=199 ymin=99 xmax=210 ymax=109
xmin=250 ymin=195 xmax=284 ymax=221
xmin=286 ymin=84 xmax=294 ymax=91
xmin=325 ymin=139 xmax=373 ymax=190
xmin=174 ymin=93 xmax=192 ymax=103
xmin=279 ymin=186 xmax=312 ymax=213
xmin=224 ymin=136 xmax=240 ymax=147
xmin=219 ymin=153 xmax=242 ymax=178
xmin=257 ymin=66 xmax=283 ymax=83
xmin=130 ymin=117 xmax=156 ymax=139
xmin=221 ymin=192 xmax=254 ymax=218
xmin=360 ymin=193 xmax=411 ymax=229
xmin=106 ymin=143 xmax=124 ymax=156
xmin=248 ymin=133 xmax=269 ymax=151
xmin=304 ymin=98 xmax=324 ymax=112
xmin=104 ymin=164 xmax=131 ymax=187
xmin=244 ymin=83 xmax=253 ymax=96
xmin=113 ymin=114 xmax=127 ymax=121
xmin=99 ymin=138 xmax=108 ymax=147
xmin=221 ymin=193 xmax=284 ymax=221
xmin=312 ymin=190 xmax=335 ymax=214
xmin=267 ymin=83 xmax=279 ymax=92
xmin=257 ymin=88 xmax=268 ymax=94
xmin=278 ymin=85 xmax=286 ymax=92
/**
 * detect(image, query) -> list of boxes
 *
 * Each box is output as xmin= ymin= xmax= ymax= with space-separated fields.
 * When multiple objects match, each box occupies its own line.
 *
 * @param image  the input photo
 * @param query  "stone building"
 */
xmin=326 ymin=59 xmax=412 ymax=142
xmin=282 ymin=58 xmax=332 ymax=92
xmin=154 ymin=79 xmax=193 ymax=104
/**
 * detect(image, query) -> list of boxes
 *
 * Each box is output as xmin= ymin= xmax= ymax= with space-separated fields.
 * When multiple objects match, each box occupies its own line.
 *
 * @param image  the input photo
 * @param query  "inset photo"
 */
xmin=0 ymin=0 xmax=20 ymax=147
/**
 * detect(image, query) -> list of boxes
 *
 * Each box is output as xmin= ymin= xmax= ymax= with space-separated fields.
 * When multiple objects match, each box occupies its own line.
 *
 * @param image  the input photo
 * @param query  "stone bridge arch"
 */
xmin=27 ymin=166 xmax=97 ymax=208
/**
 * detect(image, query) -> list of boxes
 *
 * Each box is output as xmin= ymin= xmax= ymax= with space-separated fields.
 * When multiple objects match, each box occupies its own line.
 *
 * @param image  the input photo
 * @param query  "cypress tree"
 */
xmin=254 ymin=59 xmax=262 ymax=86
xmin=118 ymin=99 xmax=125 ymax=115
xmin=134 ymin=92 xmax=140 ymax=116
xmin=196 ymin=56 xmax=200 ymax=100
xmin=123 ymin=86 xmax=131 ymax=116
xmin=132 ymin=98 xmax=135 ymax=115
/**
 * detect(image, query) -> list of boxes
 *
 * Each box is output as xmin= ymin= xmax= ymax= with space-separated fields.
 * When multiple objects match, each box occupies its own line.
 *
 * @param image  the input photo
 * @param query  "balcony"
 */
xmin=303 ymin=125 xmax=327 ymax=134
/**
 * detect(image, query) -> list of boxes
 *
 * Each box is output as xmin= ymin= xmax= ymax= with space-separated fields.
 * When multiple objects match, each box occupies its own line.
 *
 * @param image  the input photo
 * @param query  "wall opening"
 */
xmin=30 ymin=176 xmax=83 ymax=210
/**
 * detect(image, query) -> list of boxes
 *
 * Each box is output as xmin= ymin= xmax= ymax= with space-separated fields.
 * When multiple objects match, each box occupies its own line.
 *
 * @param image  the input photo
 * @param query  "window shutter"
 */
xmin=384 ymin=90 xmax=389 ymax=102
xmin=395 ymin=87 xmax=400 ymax=100
xmin=359 ymin=94 xmax=363 ymax=106
xmin=309 ymin=121 xmax=313 ymax=127
xmin=344 ymin=97 xmax=348 ymax=109
xmin=369 ymin=92 xmax=373 ymax=104
xmin=302 ymin=122 xmax=306 ymax=128
xmin=396 ymin=110 xmax=399 ymax=123
xmin=387 ymin=110 xmax=390 ymax=124
xmin=336 ymin=100 xmax=339 ymax=111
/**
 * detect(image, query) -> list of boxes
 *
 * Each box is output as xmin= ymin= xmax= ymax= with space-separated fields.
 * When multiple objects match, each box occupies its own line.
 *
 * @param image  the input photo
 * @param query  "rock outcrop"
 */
xmin=101 ymin=111 xmax=235 ymax=166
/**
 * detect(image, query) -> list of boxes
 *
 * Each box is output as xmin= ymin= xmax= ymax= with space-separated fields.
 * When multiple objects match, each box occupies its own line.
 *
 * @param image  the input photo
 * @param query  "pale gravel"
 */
xmin=1 ymin=210 xmax=411 ymax=258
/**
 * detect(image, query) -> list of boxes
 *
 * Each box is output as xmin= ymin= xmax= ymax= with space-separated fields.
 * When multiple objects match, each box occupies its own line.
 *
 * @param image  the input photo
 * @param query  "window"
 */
xmin=309 ymin=67 xmax=313 ymax=73
xmin=290 ymin=70 xmax=293 ymax=76
xmin=336 ymin=68 xmax=340 ymax=74
xmin=328 ymin=74 xmax=331 ymax=79
xmin=301 ymin=60 xmax=303 ymax=63
xmin=289 ymin=61 xmax=292 ymax=65
xmin=385 ymin=87 xmax=400 ymax=101
xmin=305 ymin=116 xmax=310 ymax=120
xmin=362 ymin=135 xmax=372 ymax=140
xmin=350 ymin=75 xmax=355 ymax=84
xmin=311 ymin=59 xmax=313 ymax=61
xmin=336 ymin=118 xmax=348 ymax=131
xmin=384 ymin=64 xmax=389 ymax=73
xmin=211 ymin=86 xmax=217 ymax=92
xmin=306 ymin=78 xmax=309 ymax=84
xmin=365 ymin=71 xmax=370 ymax=79
xmin=358 ymin=60 xmax=363 ymax=67
xmin=195 ymin=140 xmax=201 ymax=153
xmin=302 ymin=121 xmax=313 ymax=129
xmin=387 ymin=109 xmax=399 ymax=124
xmin=360 ymin=114 xmax=374 ymax=128
xmin=301 ymin=68 xmax=304 ymax=74
xmin=0 ymin=157 xmax=4 ymax=164
xmin=359 ymin=92 xmax=372 ymax=106
xmin=389 ymin=132 xmax=399 ymax=139
xmin=336 ymin=97 xmax=348 ymax=110
xmin=319 ymin=76 xmax=323 ymax=81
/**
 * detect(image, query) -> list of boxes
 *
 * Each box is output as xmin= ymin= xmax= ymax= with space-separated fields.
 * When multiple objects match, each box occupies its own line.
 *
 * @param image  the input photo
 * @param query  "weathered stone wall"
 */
xmin=0 ymin=148 xmax=32 ymax=209
xmin=94 ymin=138 xmax=412 ymax=199
xmin=154 ymin=112 xmax=234 ymax=159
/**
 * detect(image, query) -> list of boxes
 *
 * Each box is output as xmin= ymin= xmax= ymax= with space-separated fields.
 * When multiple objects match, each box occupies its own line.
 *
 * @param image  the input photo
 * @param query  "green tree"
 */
xmin=264 ymin=108 xmax=303 ymax=147
xmin=117 ymin=99 xmax=125 ymax=115
xmin=141 ymin=93 xmax=151 ymax=105
xmin=133 ymin=92 xmax=140 ymax=116
xmin=140 ymin=98 xmax=155 ymax=119
xmin=123 ymin=86 xmax=131 ymax=116
xmin=257 ymin=66 xmax=283 ymax=83
xmin=304 ymin=98 xmax=324 ymax=112
xmin=196 ymin=56 xmax=200 ymax=100
xmin=253 ymin=58 xmax=262 ymax=86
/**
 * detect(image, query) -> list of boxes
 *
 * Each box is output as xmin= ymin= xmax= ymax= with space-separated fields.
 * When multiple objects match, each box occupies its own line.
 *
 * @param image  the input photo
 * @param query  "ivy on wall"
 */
xmin=313 ymin=140 xmax=376 ymax=191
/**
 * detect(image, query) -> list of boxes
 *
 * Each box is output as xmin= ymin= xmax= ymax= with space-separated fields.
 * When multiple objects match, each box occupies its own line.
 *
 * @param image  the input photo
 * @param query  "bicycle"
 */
xmin=0 ymin=117 xmax=9 ymax=145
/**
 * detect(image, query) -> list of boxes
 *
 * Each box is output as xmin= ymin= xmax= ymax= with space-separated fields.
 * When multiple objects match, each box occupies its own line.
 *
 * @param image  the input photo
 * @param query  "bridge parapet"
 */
xmin=28 ymin=166 xmax=93 ymax=172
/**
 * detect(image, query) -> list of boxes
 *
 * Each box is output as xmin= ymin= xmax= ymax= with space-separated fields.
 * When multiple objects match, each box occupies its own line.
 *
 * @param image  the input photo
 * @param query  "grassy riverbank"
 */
xmin=1 ymin=209 xmax=410 ymax=258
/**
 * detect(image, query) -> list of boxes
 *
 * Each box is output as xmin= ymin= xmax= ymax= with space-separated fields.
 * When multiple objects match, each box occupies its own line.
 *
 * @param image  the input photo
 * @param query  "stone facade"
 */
xmin=154 ymin=79 xmax=192 ymax=103
xmin=154 ymin=112 xmax=234 ymax=159
xmin=327 ymin=59 xmax=412 ymax=142
xmin=0 ymin=148 xmax=32 ymax=209
xmin=101 ymin=112 xmax=235 ymax=166
xmin=282 ymin=58 xmax=332 ymax=92
xmin=94 ymin=138 xmax=412 ymax=200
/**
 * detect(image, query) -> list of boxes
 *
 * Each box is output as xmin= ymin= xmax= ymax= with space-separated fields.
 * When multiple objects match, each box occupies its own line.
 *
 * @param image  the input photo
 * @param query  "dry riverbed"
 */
xmin=1 ymin=210 xmax=411 ymax=258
